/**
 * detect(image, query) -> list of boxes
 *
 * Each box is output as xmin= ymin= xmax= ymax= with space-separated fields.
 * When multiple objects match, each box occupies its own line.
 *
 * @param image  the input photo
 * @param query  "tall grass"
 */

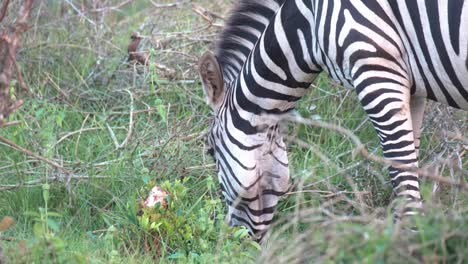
xmin=0 ymin=1 xmax=466 ymax=263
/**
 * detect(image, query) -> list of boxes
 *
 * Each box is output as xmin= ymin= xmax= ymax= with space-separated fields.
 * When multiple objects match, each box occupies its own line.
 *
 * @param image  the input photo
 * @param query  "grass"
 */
xmin=0 ymin=1 xmax=467 ymax=263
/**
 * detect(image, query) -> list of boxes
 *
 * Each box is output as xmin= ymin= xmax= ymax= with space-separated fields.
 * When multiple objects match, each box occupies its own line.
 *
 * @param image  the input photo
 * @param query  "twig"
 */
xmin=118 ymin=89 xmax=134 ymax=149
xmin=191 ymin=4 xmax=212 ymax=23
xmin=55 ymin=127 xmax=101 ymax=147
xmin=445 ymin=131 xmax=468 ymax=145
xmin=11 ymin=52 xmax=29 ymax=93
xmin=278 ymin=114 xmax=468 ymax=190
xmin=0 ymin=135 xmax=71 ymax=175
xmin=286 ymin=190 xmax=370 ymax=198
xmin=106 ymin=123 xmax=120 ymax=149
xmin=182 ymin=129 xmax=208 ymax=141
xmin=81 ymin=108 xmax=158 ymax=116
xmin=91 ymin=228 xmax=108 ymax=234
xmin=191 ymin=4 xmax=224 ymax=28
xmin=191 ymin=3 xmax=225 ymax=21
xmin=150 ymin=0 xmax=190 ymax=8
xmin=91 ymin=0 xmax=133 ymax=12
xmin=183 ymin=163 xmax=215 ymax=170
xmin=52 ymin=126 xmax=127 ymax=149
xmin=74 ymin=113 xmax=90 ymax=160
xmin=0 ymin=0 xmax=34 ymax=125
xmin=0 ymin=120 xmax=20 ymax=127
xmin=0 ymin=236 xmax=15 ymax=242
xmin=0 ymin=174 xmax=112 ymax=191
xmin=64 ymin=0 xmax=96 ymax=25
xmin=0 ymin=0 xmax=10 ymax=23
xmin=45 ymin=72 xmax=72 ymax=104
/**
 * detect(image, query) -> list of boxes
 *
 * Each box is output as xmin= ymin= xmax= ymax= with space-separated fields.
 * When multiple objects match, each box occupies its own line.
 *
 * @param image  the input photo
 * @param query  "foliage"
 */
xmin=130 ymin=179 xmax=260 ymax=261
xmin=0 ymin=1 xmax=466 ymax=263
xmin=259 ymin=205 xmax=468 ymax=263
xmin=4 ymin=184 xmax=87 ymax=263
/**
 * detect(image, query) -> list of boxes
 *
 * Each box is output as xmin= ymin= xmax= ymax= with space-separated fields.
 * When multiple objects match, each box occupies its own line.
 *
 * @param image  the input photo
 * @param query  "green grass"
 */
xmin=1 ymin=1 xmax=467 ymax=263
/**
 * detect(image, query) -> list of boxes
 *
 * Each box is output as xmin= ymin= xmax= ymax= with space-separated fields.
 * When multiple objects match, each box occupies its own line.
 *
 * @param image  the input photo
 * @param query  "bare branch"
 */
xmin=191 ymin=3 xmax=224 ymax=28
xmin=0 ymin=0 xmax=10 ymax=23
xmin=0 ymin=0 xmax=34 ymax=126
xmin=118 ymin=89 xmax=134 ymax=149
xmin=150 ymin=0 xmax=190 ymax=9
xmin=278 ymin=114 xmax=468 ymax=190
xmin=0 ymin=174 xmax=112 ymax=191
xmin=0 ymin=135 xmax=71 ymax=175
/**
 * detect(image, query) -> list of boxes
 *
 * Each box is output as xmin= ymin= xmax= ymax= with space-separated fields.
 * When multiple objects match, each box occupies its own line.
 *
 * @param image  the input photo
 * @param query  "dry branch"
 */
xmin=275 ymin=114 xmax=468 ymax=190
xmin=191 ymin=3 xmax=224 ymax=27
xmin=150 ymin=0 xmax=190 ymax=9
xmin=0 ymin=0 xmax=34 ymax=126
xmin=0 ymin=0 xmax=11 ymax=23
xmin=0 ymin=135 xmax=71 ymax=176
xmin=0 ymin=174 xmax=112 ymax=191
xmin=91 ymin=0 xmax=133 ymax=12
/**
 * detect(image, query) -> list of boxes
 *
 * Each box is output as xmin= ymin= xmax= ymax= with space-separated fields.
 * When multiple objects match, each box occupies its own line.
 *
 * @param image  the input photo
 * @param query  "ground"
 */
xmin=0 ymin=1 xmax=466 ymax=263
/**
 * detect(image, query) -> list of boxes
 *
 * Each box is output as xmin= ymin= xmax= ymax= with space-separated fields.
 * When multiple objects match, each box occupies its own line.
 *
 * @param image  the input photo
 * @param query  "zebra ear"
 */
xmin=198 ymin=51 xmax=225 ymax=110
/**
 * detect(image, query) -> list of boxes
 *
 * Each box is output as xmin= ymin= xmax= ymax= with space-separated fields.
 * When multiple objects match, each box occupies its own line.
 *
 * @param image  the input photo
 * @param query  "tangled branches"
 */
xmin=0 ymin=0 xmax=34 ymax=126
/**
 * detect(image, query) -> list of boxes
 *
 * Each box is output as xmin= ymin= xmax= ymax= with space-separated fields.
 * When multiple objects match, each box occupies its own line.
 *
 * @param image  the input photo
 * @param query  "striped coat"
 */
xmin=198 ymin=0 xmax=468 ymax=240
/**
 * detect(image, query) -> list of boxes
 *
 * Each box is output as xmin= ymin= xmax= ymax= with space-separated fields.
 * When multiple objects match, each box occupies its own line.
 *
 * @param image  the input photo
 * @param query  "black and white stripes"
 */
xmin=198 ymin=0 xmax=468 ymax=240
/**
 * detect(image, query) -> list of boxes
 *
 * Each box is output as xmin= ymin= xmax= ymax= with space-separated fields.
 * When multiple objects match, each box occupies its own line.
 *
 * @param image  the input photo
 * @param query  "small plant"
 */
xmin=5 ymin=184 xmax=86 ymax=263
xmin=131 ymin=179 xmax=260 ymax=261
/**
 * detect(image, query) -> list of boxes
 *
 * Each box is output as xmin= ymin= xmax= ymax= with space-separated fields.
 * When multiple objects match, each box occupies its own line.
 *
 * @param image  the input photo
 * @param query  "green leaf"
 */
xmin=46 ymin=212 xmax=62 ymax=218
xmin=155 ymin=98 xmax=166 ymax=122
xmin=42 ymin=183 xmax=50 ymax=203
xmin=140 ymin=215 xmax=149 ymax=229
xmin=55 ymin=112 xmax=65 ymax=127
xmin=142 ymin=175 xmax=150 ymax=184
xmin=47 ymin=218 xmax=60 ymax=233
xmin=150 ymin=222 xmax=162 ymax=230
xmin=233 ymin=228 xmax=249 ymax=239
xmin=168 ymin=252 xmax=184 ymax=259
xmin=248 ymin=240 xmax=261 ymax=251
xmin=33 ymin=222 xmax=45 ymax=237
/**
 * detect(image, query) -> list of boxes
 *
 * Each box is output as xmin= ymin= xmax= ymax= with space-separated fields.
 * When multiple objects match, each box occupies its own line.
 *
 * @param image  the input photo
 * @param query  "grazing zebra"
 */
xmin=198 ymin=0 xmax=468 ymax=240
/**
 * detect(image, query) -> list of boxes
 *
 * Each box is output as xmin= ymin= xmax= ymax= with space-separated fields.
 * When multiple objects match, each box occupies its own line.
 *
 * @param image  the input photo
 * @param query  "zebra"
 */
xmin=198 ymin=0 xmax=468 ymax=241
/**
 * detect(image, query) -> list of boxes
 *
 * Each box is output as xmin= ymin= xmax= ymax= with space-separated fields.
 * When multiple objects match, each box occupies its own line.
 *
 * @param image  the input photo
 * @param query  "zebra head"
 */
xmin=198 ymin=51 xmax=290 ymax=240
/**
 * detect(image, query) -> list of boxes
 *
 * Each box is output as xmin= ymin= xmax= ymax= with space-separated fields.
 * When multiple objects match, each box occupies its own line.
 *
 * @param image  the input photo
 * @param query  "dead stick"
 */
xmin=0 ymin=175 xmax=112 ymax=191
xmin=279 ymin=114 xmax=468 ymax=190
xmin=0 ymin=120 xmax=20 ymax=128
xmin=0 ymin=0 xmax=10 ymax=23
xmin=0 ymin=135 xmax=71 ymax=175
xmin=0 ymin=0 xmax=34 ymax=125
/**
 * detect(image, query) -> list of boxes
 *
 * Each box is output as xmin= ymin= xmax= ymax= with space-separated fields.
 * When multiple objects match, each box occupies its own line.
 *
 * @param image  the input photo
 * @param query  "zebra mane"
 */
xmin=215 ymin=0 xmax=286 ymax=83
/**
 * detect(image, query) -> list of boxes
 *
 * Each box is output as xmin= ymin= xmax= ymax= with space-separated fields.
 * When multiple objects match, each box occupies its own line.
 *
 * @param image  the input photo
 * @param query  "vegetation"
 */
xmin=0 ymin=1 xmax=466 ymax=263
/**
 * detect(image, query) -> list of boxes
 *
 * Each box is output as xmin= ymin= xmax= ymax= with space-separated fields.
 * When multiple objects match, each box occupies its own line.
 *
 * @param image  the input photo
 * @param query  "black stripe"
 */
xmin=364 ymin=97 xmax=402 ymax=115
xmin=218 ymin=136 xmax=256 ymax=170
xmin=383 ymin=149 xmax=415 ymax=158
xmin=382 ymin=140 xmax=414 ymax=152
xmin=373 ymin=119 xmax=407 ymax=133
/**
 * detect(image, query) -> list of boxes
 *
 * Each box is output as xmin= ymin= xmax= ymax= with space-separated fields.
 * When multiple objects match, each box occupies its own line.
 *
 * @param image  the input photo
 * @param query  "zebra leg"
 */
xmin=410 ymin=97 xmax=426 ymax=157
xmin=357 ymin=80 xmax=423 ymax=219
xmin=411 ymin=97 xmax=434 ymax=201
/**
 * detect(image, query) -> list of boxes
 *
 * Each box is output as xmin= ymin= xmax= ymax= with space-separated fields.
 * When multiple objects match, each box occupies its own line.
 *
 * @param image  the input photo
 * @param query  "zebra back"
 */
xmin=215 ymin=0 xmax=286 ymax=83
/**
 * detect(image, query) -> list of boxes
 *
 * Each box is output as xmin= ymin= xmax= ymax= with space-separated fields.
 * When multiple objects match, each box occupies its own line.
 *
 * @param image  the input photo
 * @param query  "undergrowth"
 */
xmin=0 ymin=1 xmax=466 ymax=263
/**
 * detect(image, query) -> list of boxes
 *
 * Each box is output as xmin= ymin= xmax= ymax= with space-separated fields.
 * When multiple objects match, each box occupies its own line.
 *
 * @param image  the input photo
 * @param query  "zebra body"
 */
xmin=198 ymin=0 xmax=468 ymax=240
